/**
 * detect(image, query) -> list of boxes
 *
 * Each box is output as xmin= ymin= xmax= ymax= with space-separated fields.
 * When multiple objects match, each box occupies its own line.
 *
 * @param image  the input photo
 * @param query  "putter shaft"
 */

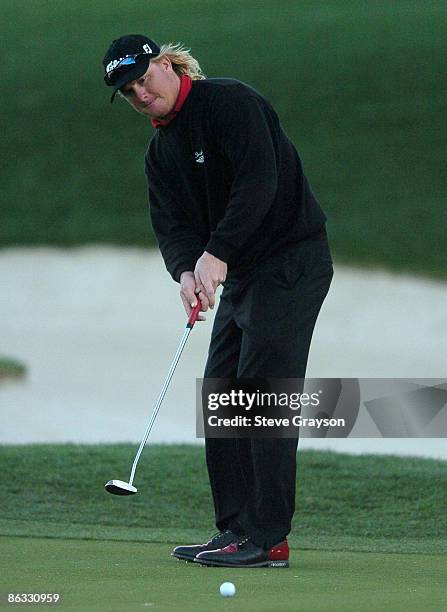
xmin=128 ymin=325 xmax=192 ymax=485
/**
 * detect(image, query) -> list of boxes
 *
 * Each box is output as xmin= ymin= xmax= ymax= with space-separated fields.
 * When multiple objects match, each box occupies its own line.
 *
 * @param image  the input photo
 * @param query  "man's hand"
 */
xmin=180 ymin=271 xmax=207 ymax=321
xmin=194 ymin=251 xmax=227 ymax=309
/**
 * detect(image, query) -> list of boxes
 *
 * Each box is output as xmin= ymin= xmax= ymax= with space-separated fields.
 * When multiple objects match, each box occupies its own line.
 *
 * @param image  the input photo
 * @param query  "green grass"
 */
xmin=1 ymin=1 xmax=446 ymax=277
xmin=0 ymin=357 xmax=26 ymax=380
xmin=1 ymin=446 xmax=445 ymax=610
xmin=0 ymin=445 xmax=445 ymax=554
xmin=1 ymin=537 xmax=446 ymax=611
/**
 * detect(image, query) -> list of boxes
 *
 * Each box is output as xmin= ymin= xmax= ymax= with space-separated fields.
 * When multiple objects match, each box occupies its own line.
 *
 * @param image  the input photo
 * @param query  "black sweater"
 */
xmin=145 ymin=78 xmax=326 ymax=282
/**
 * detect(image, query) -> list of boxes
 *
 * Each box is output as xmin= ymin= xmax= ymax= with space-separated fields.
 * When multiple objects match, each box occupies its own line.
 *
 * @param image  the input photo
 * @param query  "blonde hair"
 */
xmin=153 ymin=42 xmax=206 ymax=80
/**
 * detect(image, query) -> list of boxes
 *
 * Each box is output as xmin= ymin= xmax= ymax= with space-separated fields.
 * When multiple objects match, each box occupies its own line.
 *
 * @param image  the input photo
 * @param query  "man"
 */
xmin=103 ymin=34 xmax=333 ymax=568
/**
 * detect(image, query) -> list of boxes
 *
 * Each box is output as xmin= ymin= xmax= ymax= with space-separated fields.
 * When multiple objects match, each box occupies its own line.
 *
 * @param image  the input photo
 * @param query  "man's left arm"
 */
xmin=194 ymin=91 xmax=279 ymax=306
xmin=205 ymin=91 xmax=279 ymax=262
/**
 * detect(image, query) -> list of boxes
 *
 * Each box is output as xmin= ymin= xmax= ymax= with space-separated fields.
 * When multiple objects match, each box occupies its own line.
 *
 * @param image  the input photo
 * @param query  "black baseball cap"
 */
xmin=103 ymin=34 xmax=160 ymax=102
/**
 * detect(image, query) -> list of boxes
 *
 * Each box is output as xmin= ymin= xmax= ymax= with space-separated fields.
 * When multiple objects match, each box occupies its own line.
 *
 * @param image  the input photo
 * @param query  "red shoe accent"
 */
xmin=268 ymin=539 xmax=289 ymax=561
xmin=215 ymin=542 xmax=239 ymax=554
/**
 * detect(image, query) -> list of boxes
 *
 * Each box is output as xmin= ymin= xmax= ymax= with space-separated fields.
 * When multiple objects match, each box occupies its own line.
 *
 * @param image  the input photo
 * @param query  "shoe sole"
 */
xmin=171 ymin=552 xmax=200 ymax=562
xmin=194 ymin=558 xmax=289 ymax=568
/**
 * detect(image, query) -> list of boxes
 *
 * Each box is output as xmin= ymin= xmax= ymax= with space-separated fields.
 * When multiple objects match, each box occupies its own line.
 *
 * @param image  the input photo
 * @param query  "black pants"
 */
xmin=203 ymin=229 xmax=334 ymax=549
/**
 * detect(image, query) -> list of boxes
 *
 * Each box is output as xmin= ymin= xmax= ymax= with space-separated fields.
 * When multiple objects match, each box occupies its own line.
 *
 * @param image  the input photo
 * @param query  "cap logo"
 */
xmin=106 ymin=45 xmax=153 ymax=74
xmin=106 ymin=58 xmax=123 ymax=73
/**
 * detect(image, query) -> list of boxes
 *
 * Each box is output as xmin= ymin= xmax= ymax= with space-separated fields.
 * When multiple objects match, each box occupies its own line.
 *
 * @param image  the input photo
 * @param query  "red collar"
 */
xmin=151 ymin=74 xmax=193 ymax=128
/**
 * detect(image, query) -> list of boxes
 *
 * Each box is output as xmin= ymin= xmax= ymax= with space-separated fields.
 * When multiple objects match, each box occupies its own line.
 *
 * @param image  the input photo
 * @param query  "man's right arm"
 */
xmin=146 ymin=157 xmax=210 ymax=317
xmin=146 ymin=166 xmax=204 ymax=284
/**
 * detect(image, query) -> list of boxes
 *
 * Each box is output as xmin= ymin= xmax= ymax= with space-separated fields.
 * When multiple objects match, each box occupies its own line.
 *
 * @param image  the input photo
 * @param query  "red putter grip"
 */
xmin=187 ymin=298 xmax=202 ymax=328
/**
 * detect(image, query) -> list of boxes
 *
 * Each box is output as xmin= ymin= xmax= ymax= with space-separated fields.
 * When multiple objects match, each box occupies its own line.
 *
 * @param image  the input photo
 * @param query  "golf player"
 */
xmin=103 ymin=34 xmax=333 ymax=568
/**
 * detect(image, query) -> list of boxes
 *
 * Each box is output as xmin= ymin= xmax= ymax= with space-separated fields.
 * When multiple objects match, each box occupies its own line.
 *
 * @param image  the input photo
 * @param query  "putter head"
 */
xmin=105 ymin=479 xmax=137 ymax=496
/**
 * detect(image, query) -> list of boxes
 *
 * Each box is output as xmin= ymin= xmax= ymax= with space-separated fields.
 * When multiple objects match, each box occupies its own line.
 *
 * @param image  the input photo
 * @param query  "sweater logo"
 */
xmin=194 ymin=150 xmax=204 ymax=164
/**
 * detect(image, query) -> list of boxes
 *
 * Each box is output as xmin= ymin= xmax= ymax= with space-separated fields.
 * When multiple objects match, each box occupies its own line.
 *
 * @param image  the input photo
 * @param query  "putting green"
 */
xmin=1 ymin=537 xmax=445 ymax=611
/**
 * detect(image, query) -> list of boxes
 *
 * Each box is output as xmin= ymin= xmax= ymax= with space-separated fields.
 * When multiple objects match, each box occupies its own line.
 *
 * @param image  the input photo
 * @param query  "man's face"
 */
xmin=121 ymin=57 xmax=180 ymax=118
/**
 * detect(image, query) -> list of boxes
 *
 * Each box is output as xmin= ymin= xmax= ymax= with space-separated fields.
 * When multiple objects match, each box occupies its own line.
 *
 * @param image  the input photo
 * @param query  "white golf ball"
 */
xmin=219 ymin=582 xmax=236 ymax=597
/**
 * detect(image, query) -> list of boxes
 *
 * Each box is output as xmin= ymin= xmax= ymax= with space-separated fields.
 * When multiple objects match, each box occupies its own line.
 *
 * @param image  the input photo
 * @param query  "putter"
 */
xmin=105 ymin=299 xmax=202 ymax=496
